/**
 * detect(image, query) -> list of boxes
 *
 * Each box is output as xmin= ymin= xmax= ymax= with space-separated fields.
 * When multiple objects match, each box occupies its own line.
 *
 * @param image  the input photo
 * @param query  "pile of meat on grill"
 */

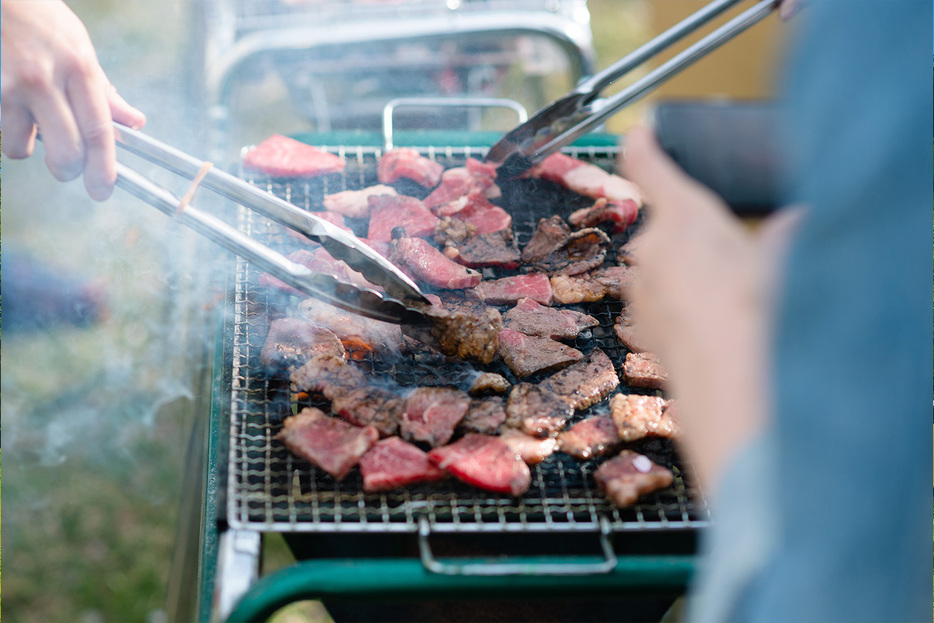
xmin=250 ymin=138 xmax=678 ymax=508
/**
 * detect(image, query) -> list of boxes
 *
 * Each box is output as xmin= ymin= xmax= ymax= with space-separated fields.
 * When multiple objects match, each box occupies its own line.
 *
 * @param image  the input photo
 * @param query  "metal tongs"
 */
xmin=486 ymin=0 xmax=780 ymax=178
xmin=111 ymin=123 xmax=431 ymax=324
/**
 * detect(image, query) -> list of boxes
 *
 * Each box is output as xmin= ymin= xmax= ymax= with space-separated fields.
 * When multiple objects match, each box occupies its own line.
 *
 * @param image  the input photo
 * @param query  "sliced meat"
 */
xmin=469 ymin=273 xmax=554 ymax=306
xmin=569 ymin=198 xmax=639 ymax=234
xmin=290 ymin=354 xmax=367 ymax=401
xmin=458 ymin=396 xmax=507 ymax=435
xmin=617 ymin=233 xmax=646 ymax=266
xmin=427 ymin=434 xmax=531 ymax=496
xmin=359 ymin=437 xmax=447 ymax=492
xmin=243 ymin=134 xmax=345 ymax=177
xmin=505 ymin=383 xmax=575 ymax=438
xmin=434 ymin=190 xmax=513 ymax=235
xmin=622 ymin=351 xmax=669 ymax=390
xmin=323 ymin=184 xmax=397 ymax=219
xmin=423 ymin=158 xmax=498 ymax=209
xmin=390 ymin=233 xmax=482 ymax=289
xmin=499 ymin=428 xmax=558 ymax=465
xmin=468 ymin=372 xmax=511 ymax=396
xmin=526 ymin=227 xmax=610 ymax=276
xmin=558 ymin=415 xmax=622 ymax=460
xmin=503 ymin=297 xmax=598 ymax=340
xmin=277 ymin=407 xmax=378 ymax=480
xmin=614 ymin=307 xmax=650 ymax=353
xmin=260 ymin=317 xmax=345 ymax=374
xmin=593 ymin=450 xmax=674 ymax=508
xmin=437 ymin=223 xmax=521 ymax=270
xmin=399 ymin=387 xmax=471 ymax=447
xmin=331 ymin=386 xmax=404 ymax=437
xmin=521 ymin=216 xmax=571 ymax=264
xmin=550 ymin=265 xmax=636 ymax=304
xmin=367 ymin=194 xmax=440 ymax=241
xmin=401 ymin=301 xmax=502 ymax=365
xmin=497 ymin=328 xmax=583 ymax=378
xmin=377 ymin=148 xmax=444 ymax=188
xmin=259 ymin=248 xmax=380 ymax=297
xmin=527 ymin=152 xmax=644 ymax=205
xmin=299 ymin=298 xmax=403 ymax=358
xmin=540 ymin=349 xmax=620 ymax=411
xmin=609 ymin=394 xmax=679 ymax=442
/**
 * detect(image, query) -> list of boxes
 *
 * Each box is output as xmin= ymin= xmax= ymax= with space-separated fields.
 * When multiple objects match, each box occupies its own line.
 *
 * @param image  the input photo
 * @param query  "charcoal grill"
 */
xmin=190 ymin=133 xmax=710 ymax=622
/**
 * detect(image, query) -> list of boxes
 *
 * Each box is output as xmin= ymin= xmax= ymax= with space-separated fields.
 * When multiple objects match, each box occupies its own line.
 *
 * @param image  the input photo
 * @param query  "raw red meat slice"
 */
xmin=277 ymin=407 xmax=378 ymax=480
xmin=377 ymin=148 xmax=444 ymax=188
xmin=569 ymin=198 xmax=639 ymax=234
xmin=469 ymin=273 xmax=554 ymax=306
xmin=399 ymin=387 xmax=471 ymax=447
xmin=423 ymin=158 xmax=498 ymax=208
xmin=503 ymin=297 xmax=598 ymax=340
xmin=593 ymin=450 xmax=673 ymax=508
xmin=390 ymin=235 xmax=482 ymax=289
xmin=323 ymin=185 xmax=397 ymax=219
xmin=434 ymin=190 xmax=512 ymax=235
xmin=367 ymin=195 xmax=440 ymax=241
xmin=359 ymin=437 xmax=447 ymax=492
xmin=244 ymin=134 xmax=345 ymax=177
xmin=497 ymin=328 xmax=583 ymax=378
xmin=527 ymin=152 xmax=643 ymax=205
xmin=427 ymin=434 xmax=531 ymax=496
xmin=558 ymin=415 xmax=621 ymax=460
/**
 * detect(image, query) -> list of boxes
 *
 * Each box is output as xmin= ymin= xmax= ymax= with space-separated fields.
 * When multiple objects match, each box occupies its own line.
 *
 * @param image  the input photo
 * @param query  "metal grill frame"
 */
xmin=224 ymin=144 xmax=710 ymax=535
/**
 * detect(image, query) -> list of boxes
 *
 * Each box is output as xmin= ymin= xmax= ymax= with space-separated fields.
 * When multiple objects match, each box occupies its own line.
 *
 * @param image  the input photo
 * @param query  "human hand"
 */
xmin=1 ymin=0 xmax=146 ymax=201
xmin=621 ymin=126 xmax=800 ymax=495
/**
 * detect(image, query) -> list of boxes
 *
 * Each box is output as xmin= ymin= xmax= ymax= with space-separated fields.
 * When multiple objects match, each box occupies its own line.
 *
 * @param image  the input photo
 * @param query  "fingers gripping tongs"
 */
xmin=110 ymin=123 xmax=430 ymax=325
xmin=486 ymin=0 xmax=780 ymax=178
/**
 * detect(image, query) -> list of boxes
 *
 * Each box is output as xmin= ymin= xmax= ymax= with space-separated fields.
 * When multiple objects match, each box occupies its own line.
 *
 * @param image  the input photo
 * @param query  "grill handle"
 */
xmin=382 ymin=97 xmax=528 ymax=151
xmin=417 ymin=516 xmax=618 ymax=576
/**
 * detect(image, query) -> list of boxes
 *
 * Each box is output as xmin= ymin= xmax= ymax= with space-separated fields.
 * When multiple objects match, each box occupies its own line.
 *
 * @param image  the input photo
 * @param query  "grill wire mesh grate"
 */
xmin=226 ymin=144 xmax=711 ymax=534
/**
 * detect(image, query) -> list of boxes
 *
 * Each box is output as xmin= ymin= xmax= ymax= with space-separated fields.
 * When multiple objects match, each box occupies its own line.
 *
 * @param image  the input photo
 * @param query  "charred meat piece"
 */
xmin=399 ymin=387 xmax=471 ymax=447
xmin=506 ymin=383 xmax=575 ymax=438
xmin=331 ymin=386 xmax=404 ymax=437
xmin=469 ymin=273 xmax=554 ymax=306
xmin=499 ymin=428 xmax=559 ymax=465
xmin=551 ymin=265 xmax=635 ymax=305
xmin=503 ymin=297 xmax=598 ymax=340
xmin=610 ymin=394 xmax=679 ymax=442
xmin=617 ymin=232 xmax=646 ymax=266
xmin=424 ymin=158 xmax=498 ymax=208
xmin=526 ymin=152 xmax=644 ymax=206
xmin=614 ymin=307 xmax=650 ymax=353
xmin=428 ymin=434 xmax=531 ymax=496
xmin=458 ymin=396 xmax=507 ymax=435
xmin=299 ymin=298 xmax=403 ymax=358
xmin=436 ymin=222 xmax=521 ymax=270
xmin=260 ymin=317 xmax=345 ymax=374
xmin=367 ymin=194 xmax=440 ymax=241
xmin=434 ymin=190 xmax=513 ymax=235
xmin=468 ymin=372 xmax=511 ymax=396
xmin=377 ymin=148 xmax=444 ymax=188
xmin=401 ymin=301 xmax=502 ymax=365
xmin=622 ymin=352 xmax=669 ymax=390
xmin=540 ymin=349 xmax=619 ymax=411
xmin=323 ymin=184 xmax=397 ymax=219
xmin=558 ymin=415 xmax=622 ymax=460
xmin=243 ymin=134 xmax=345 ymax=177
xmin=359 ymin=436 xmax=447 ymax=492
xmin=390 ymin=232 xmax=482 ymax=289
xmin=569 ymin=198 xmax=639 ymax=234
xmin=277 ymin=407 xmax=379 ymax=480
xmin=498 ymin=328 xmax=583 ymax=378
xmin=593 ymin=450 xmax=674 ymax=508
xmin=290 ymin=354 xmax=367 ymax=401
xmin=521 ymin=216 xmax=610 ymax=276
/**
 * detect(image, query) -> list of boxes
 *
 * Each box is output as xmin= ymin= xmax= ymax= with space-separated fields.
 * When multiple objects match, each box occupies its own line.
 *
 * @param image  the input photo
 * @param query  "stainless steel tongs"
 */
xmin=110 ymin=123 xmax=431 ymax=324
xmin=486 ymin=0 xmax=780 ymax=178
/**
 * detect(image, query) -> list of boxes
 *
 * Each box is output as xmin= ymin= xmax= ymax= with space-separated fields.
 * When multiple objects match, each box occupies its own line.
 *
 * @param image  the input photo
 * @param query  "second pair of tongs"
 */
xmin=486 ymin=0 xmax=780 ymax=178
xmin=111 ymin=123 xmax=430 ymax=325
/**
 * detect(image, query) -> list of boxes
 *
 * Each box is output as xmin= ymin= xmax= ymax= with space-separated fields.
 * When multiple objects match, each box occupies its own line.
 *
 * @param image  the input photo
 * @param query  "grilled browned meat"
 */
xmin=359 ymin=436 xmax=447 ymax=492
xmin=399 ymin=387 xmax=471 ymax=448
xmin=622 ymin=352 xmax=669 ymax=390
xmin=540 ymin=349 xmax=619 ymax=411
xmin=609 ymin=394 xmax=679 ymax=442
xmin=260 ymin=317 xmax=345 ymax=374
xmin=299 ymin=298 xmax=404 ymax=358
xmin=497 ymin=328 xmax=583 ymax=378
xmin=290 ymin=354 xmax=367 ymax=401
xmin=499 ymin=428 xmax=559 ymax=465
xmin=458 ymin=396 xmax=507 ymax=435
xmin=503 ymin=297 xmax=598 ymax=340
xmin=505 ymin=382 xmax=575 ymax=438
xmin=467 ymin=371 xmax=511 ymax=396
xmin=331 ymin=386 xmax=404 ymax=437
xmin=521 ymin=218 xmax=611 ymax=276
xmin=593 ymin=450 xmax=673 ymax=508
xmin=428 ymin=434 xmax=531 ymax=496
xmin=613 ymin=307 xmax=650 ymax=353
xmin=401 ymin=301 xmax=502 ymax=365
xmin=569 ymin=198 xmax=639 ymax=234
xmin=551 ymin=265 xmax=635 ymax=305
xmin=435 ymin=222 xmax=521 ymax=270
xmin=557 ymin=415 xmax=622 ymax=460
xmin=277 ymin=407 xmax=378 ymax=481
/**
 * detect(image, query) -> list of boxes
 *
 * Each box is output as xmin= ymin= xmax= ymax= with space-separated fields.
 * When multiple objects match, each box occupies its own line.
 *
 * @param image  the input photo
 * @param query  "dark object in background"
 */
xmin=652 ymin=100 xmax=783 ymax=214
xmin=2 ymin=249 xmax=109 ymax=333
